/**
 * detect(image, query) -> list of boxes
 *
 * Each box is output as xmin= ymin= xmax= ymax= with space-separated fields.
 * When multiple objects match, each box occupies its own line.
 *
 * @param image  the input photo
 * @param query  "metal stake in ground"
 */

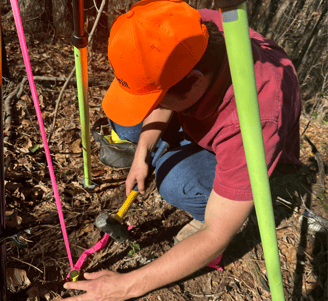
xmin=71 ymin=0 xmax=92 ymax=187
xmin=217 ymin=1 xmax=285 ymax=300
xmin=0 ymin=11 xmax=6 ymax=301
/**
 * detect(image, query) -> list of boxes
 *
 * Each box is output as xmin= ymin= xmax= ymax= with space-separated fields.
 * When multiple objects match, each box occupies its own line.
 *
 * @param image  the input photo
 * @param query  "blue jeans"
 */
xmin=109 ymin=117 xmax=216 ymax=223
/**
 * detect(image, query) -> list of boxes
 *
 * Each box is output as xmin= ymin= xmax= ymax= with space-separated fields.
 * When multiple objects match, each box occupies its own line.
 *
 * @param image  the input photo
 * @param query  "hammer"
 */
xmin=95 ymin=140 xmax=169 ymax=242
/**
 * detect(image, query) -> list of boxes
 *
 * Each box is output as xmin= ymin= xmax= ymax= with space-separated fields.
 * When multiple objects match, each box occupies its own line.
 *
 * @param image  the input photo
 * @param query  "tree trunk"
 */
xmin=246 ymin=0 xmax=328 ymax=101
xmin=51 ymin=0 xmax=73 ymax=36
xmin=107 ymin=0 xmax=214 ymax=29
xmin=107 ymin=0 xmax=139 ymax=29
xmin=0 ymin=28 xmax=9 ymax=78
xmin=17 ymin=0 xmax=72 ymax=37
xmin=17 ymin=0 xmax=50 ymax=34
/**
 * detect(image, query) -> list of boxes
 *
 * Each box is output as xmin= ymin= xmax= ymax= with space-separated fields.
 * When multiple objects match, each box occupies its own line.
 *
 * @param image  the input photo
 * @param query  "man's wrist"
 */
xmin=123 ymin=269 xmax=146 ymax=299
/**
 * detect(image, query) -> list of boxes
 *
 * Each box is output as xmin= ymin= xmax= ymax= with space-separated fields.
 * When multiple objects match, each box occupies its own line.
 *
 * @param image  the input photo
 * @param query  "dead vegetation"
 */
xmin=1 ymin=1 xmax=328 ymax=301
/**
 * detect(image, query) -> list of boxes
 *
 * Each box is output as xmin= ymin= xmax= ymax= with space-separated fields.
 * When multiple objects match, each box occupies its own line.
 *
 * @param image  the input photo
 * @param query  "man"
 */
xmin=63 ymin=0 xmax=301 ymax=300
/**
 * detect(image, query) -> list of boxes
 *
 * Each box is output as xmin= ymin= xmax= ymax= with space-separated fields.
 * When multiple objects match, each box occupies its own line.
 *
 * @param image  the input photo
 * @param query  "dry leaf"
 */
xmin=21 ymin=94 xmax=32 ymax=103
xmin=65 ymin=122 xmax=77 ymax=130
xmin=71 ymin=139 xmax=82 ymax=154
xmin=26 ymin=285 xmax=40 ymax=301
xmin=5 ymin=212 xmax=22 ymax=228
xmin=6 ymin=268 xmax=31 ymax=293
xmin=240 ymin=271 xmax=255 ymax=289
xmin=35 ymin=181 xmax=51 ymax=194
xmin=55 ymin=153 xmax=67 ymax=165
xmin=92 ymin=169 xmax=107 ymax=177
xmin=76 ymin=221 xmax=94 ymax=238
xmin=22 ymin=137 xmax=33 ymax=153
xmin=21 ymin=119 xmax=31 ymax=128
xmin=279 ymin=244 xmax=297 ymax=267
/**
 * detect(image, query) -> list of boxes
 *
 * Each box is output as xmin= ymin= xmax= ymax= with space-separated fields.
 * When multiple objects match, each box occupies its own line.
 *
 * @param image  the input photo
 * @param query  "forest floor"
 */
xmin=2 ymin=8 xmax=328 ymax=301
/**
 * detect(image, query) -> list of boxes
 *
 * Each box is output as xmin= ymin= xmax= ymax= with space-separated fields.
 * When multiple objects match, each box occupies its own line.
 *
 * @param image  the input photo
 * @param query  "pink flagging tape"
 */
xmin=207 ymin=254 xmax=223 ymax=271
xmin=66 ymin=234 xmax=110 ymax=281
xmin=10 ymin=0 xmax=74 ymax=269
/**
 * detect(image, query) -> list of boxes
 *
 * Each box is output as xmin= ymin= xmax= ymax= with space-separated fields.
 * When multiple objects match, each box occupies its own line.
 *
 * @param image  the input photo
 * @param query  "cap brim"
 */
xmin=102 ymin=78 xmax=167 ymax=127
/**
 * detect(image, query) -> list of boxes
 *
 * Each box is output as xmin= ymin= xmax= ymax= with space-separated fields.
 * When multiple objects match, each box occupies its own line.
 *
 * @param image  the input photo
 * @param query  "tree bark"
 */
xmin=17 ymin=0 xmax=49 ymax=34
xmin=17 ymin=0 xmax=72 ymax=36
xmin=0 ymin=28 xmax=9 ymax=78
xmin=51 ymin=0 xmax=73 ymax=36
xmin=246 ymin=0 xmax=328 ymax=100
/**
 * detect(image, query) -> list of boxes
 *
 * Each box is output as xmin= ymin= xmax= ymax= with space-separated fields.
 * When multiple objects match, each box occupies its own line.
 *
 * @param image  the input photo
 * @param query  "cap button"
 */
xmin=126 ymin=10 xmax=134 ymax=18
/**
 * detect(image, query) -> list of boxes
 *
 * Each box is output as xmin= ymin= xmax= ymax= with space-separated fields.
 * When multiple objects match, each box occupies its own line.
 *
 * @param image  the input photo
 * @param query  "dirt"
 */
xmin=1 ymin=7 xmax=327 ymax=301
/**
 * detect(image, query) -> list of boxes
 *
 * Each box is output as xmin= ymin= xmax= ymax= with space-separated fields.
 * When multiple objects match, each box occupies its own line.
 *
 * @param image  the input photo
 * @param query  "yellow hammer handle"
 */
xmin=116 ymin=190 xmax=139 ymax=219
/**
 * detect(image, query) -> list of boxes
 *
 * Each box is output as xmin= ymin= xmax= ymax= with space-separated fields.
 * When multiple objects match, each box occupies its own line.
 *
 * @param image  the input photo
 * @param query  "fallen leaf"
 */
xmin=92 ymin=169 xmax=107 ymax=177
xmin=26 ymin=285 xmax=40 ymax=301
xmin=71 ymin=139 xmax=82 ymax=155
xmin=21 ymin=119 xmax=31 ymax=128
xmin=55 ymin=153 xmax=67 ymax=165
xmin=76 ymin=221 xmax=94 ymax=238
xmin=6 ymin=268 xmax=31 ymax=293
xmin=240 ymin=271 xmax=255 ymax=289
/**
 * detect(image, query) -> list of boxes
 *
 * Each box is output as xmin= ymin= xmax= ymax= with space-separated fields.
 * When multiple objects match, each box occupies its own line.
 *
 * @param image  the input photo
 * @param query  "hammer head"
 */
xmin=95 ymin=212 xmax=129 ymax=242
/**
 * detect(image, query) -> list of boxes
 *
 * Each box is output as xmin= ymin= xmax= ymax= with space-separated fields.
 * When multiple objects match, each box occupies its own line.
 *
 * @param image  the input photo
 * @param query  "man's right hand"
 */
xmin=125 ymin=148 xmax=150 ymax=196
xmin=125 ymin=107 xmax=173 ymax=196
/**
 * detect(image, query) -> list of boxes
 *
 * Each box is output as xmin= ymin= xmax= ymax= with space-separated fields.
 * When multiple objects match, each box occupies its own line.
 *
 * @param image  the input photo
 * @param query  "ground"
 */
xmin=2 ymin=9 xmax=328 ymax=301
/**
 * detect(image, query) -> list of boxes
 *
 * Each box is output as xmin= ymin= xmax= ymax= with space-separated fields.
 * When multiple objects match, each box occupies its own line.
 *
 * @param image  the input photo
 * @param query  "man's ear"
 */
xmin=185 ymin=69 xmax=206 ymax=88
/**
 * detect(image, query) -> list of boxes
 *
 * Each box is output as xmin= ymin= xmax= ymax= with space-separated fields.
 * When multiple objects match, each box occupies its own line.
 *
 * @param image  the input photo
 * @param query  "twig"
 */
xmin=9 ymin=257 xmax=43 ymax=273
xmin=276 ymin=197 xmax=293 ymax=210
xmin=4 ymin=78 xmax=28 ymax=144
xmin=244 ymin=252 xmax=270 ymax=293
xmin=47 ymin=0 xmax=107 ymax=144
xmin=187 ymin=291 xmax=225 ymax=298
xmin=3 ymin=78 xmax=29 ymax=178
xmin=301 ymin=118 xmax=313 ymax=136
xmin=88 ymin=0 xmax=106 ymax=41
xmin=4 ymin=156 xmax=11 ymax=177
xmin=303 ymin=134 xmax=325 ymax=187
xmin=47 ymin=67 xmax=76 ymax=144
xmin=276 ymin=196 xmax=293 ymax=205
xmin=93 ymin=0 xmax=100 ymax=12
xmin=29 ymin=76 xmax=110 ymax=86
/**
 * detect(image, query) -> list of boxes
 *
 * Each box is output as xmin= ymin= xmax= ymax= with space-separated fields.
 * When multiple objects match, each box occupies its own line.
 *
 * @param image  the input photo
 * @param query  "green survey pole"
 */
xmin=217 ymin=2 xmax=285 ymax=300
xmin=71 ymin=0 xmax=92 ymax=186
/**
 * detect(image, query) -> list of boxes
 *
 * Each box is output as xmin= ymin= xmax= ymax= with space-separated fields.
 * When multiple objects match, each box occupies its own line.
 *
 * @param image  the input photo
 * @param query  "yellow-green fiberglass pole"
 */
xmin=220 ymin=3 xmax=285 ymax=300
xmin=74 ymin=46 xmax=92 ymax=186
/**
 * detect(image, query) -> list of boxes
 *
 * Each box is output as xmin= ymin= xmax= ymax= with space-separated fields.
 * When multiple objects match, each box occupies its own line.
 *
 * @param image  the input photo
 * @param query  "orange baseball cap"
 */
xmin=102 ymin=0 xmax=209 ymax=126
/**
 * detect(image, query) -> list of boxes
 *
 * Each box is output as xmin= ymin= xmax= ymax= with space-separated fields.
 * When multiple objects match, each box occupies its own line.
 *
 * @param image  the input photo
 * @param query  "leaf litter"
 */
xmin=2 ymin=11 xmax=327 ymax=301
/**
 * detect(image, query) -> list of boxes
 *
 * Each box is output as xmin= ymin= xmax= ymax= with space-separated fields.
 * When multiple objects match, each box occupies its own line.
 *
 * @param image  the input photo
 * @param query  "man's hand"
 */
xmin=125 ymin=149 xmax=149 ymax=196
xmin=62 ymin=270 xmax=135 ymax=301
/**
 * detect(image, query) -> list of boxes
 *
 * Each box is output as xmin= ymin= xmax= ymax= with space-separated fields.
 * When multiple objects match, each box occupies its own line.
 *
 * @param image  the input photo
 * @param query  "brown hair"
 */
xmin=167 ymin=21 xmax=227 ymax=96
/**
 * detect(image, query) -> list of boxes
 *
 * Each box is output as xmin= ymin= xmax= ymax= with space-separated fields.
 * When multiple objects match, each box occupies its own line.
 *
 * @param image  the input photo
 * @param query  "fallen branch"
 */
xmin=303 ymin=134 xmax=325 ymax=188
xmin=30 ymin=75 xmax=110 ymax=86
xmin=46 ymin=66 xmax=76 ymax=144
xmin=4 ymin=77 xmax=28 ymax=144
xmin=3 ymin=77 xmax=29 ymax=177
xmin=9 ymin=257 xmax=43 ymax=274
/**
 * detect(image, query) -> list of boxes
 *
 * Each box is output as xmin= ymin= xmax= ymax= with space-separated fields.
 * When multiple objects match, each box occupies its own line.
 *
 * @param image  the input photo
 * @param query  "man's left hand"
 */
xmin=62 ymin=270 xmax=133 ymax=301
